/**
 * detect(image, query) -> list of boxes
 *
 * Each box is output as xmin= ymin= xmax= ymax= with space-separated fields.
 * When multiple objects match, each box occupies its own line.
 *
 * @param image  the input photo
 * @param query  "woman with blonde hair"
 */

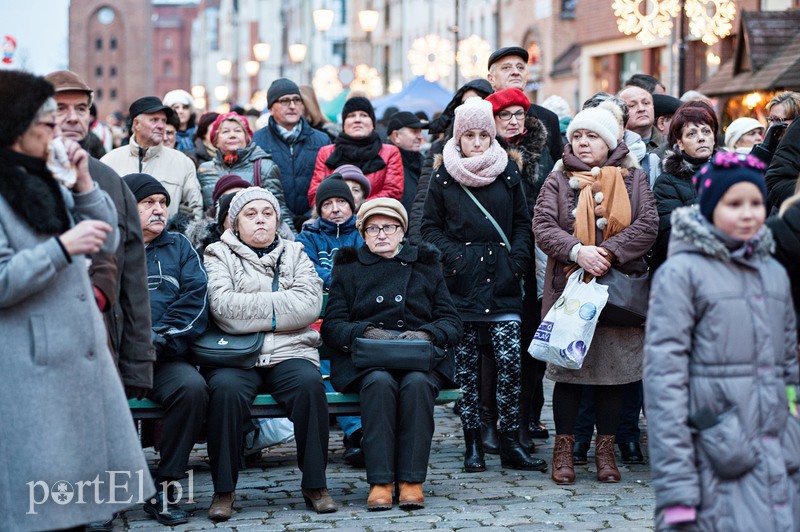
xmin=300 ymin=85 xmax=341 ymax=142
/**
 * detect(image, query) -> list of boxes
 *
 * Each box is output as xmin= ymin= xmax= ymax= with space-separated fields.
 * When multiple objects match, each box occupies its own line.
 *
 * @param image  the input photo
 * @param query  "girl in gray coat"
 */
xmin=644 ymin=151 xmax=799 ymax=531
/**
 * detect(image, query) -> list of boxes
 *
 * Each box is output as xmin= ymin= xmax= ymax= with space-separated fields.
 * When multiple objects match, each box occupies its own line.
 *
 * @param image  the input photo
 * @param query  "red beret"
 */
xmin=209 ymin=112 xmax=253 ymax=144
xmin=485 ymin=88 xmax=531 ymax=115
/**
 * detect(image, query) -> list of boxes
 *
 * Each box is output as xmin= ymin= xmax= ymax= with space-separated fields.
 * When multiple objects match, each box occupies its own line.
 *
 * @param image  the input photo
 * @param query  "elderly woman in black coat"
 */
xmin=321 ymin=198 xmax=462 ymax=512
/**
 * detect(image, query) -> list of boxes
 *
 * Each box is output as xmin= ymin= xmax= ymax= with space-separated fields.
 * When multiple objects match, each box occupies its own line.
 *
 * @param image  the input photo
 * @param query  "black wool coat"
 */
xmin=765 ymin=119 xmax=800 ymax=213
xmin=766 ymin=201 xmax=800 ymax=339
xmin=321 ymin=242 xmax=463 ymax=392
xmin=420 ymin=157 xmax=532 ymax=318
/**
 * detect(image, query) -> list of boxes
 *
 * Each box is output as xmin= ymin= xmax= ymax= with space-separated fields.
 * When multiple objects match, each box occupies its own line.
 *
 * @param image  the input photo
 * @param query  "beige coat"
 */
xmin=204 ymin=231 xmax=323 ymax=368
xmin=101 ymin=136 xmax=203 ymax=220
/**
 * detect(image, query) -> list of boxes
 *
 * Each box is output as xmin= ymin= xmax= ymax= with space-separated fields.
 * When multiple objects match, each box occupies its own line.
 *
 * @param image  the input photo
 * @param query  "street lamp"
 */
xmin=245 ymin=60 xmax=260 ymax=77
xmin=313 ymin=9 xmax=334 ymax=32
xmin=288 ymin=44 xmax=308 ymax=63
xmin=253 ymin=42 xmax=271 ymax=62
xmin=358 ymin=10 xmax=380 ymax=33
xmin=216 ymin=59 xmax=233 ymax=77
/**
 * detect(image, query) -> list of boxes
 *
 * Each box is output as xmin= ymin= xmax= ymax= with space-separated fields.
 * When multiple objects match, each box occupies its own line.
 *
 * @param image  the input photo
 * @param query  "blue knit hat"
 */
xmin=695 ymin=151 xmax=767 ymax=222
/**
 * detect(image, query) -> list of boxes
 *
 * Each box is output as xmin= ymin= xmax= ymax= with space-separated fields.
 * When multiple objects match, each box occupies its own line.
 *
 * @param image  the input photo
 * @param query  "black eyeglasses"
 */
xmin=364 ymin=224 xmax=400 ymax=236
xmin=276 ymin=96 xmax=303 ymax=107
xmin=497 ymin=110 xmax=525 ymax=122
xmin=767 ymin=116 xmax=792 ymax=125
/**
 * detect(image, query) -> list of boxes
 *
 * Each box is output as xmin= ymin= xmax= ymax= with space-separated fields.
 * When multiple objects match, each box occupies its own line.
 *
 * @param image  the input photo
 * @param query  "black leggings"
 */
xmin=552 ymin=382 xmax=625 ymax=436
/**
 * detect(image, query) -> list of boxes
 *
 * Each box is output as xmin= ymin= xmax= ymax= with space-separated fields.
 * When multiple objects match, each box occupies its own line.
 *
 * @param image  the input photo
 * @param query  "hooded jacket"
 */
xmin=294 ymin=215 xmax=364 ymax=290
xmin=644 ymin=206 xmax=799 ymax=531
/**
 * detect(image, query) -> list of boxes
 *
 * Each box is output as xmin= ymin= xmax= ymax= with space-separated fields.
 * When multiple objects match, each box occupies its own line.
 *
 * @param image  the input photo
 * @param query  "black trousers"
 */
xmin=359 ymin=369 xmax=442 ymax=484
xmin=552 ymin=382 xmax=625 ymax=437
xmin=149 ymin=360 xmax=209 ymax=484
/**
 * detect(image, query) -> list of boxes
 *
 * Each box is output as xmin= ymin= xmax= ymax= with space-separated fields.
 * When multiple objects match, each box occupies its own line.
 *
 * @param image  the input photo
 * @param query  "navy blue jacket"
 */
xmin=295 ymin=215 xmax=364 ymax=290
xmin=146 ymin=230 xmax=209 ymax=359
xmin=253 ymin=117 xmax=331 ymax=220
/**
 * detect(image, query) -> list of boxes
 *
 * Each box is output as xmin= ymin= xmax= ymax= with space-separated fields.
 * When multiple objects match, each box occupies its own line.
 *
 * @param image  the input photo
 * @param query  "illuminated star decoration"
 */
xmin=313 ymin=65 xmax=344 ymax=101
xmin=350 ymin=64 xmax=383 ymax=98
xmin=611 ymin=0 xmax=681 ymax=45
xmin=407 ymin=34 xmax=454 ymax=82
xmin=684 ymin=0 xmax=736 ymax=45
xmin=457 ymin=35 xmax=491 ymax=79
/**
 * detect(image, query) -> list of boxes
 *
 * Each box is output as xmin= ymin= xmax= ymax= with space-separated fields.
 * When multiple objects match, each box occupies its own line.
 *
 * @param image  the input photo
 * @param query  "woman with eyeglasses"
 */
xmin=764 ymin=92 xmax=800 ymax=212
xmin=0 ymin=70 xmax=153 ymax=530
xmin=421 ymin=97 xmax=547 ymax=474
xmin=308 ymin=96 xmax=404 ymax=208
xmin=322 ymin=198 xmax=462 ymax=510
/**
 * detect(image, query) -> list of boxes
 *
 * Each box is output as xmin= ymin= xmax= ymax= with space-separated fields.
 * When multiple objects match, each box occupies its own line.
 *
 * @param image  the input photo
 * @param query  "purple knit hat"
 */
xmin=453 ymin=97 xmax=496 ymax=143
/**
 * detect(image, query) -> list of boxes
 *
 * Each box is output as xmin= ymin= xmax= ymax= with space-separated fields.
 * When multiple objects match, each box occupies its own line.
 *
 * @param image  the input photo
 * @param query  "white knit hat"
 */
xmin=453 ymin=97 xmax=496 ymax=143
xmin=163 ymin=89 xmax=195 ymax=111
xmin=724 ymin=117 xmax=764 ymax=151
xmin=567 ymin=106 xmax=620 ymax=150
xmin=228 ymin=187 xmax=281 ymax=228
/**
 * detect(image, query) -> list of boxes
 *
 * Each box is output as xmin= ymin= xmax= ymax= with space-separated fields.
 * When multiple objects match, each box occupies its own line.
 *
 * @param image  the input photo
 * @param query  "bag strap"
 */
xmin=458 ymin=183 xmax=511 ymax=251
xmin=254 ymin=157 xmax=262 ymax=187
xmin=270 ymin=251 xmax=282 ymax=330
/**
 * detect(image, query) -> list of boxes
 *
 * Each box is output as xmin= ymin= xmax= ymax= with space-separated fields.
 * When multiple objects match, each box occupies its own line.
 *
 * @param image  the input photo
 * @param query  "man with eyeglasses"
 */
xmin=386 ymin=111 xmax=427 ymax=213
xmin=123 ymin=172 xmax=209 ymax=527
xmin=253 ymin=79 xmax=330 ymax=232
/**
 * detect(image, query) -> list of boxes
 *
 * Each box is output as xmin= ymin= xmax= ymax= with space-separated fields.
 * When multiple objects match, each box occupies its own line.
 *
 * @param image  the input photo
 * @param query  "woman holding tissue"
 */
xmin=0 ymin=70 xmax=152 ymax=531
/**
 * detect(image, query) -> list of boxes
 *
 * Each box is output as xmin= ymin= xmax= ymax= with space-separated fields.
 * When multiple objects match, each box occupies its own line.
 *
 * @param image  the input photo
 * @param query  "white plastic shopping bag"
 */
xmin=528 ymin=268 xmax=609 ymax=369
xmin=244 ymin=418 xmax=295 ymax=455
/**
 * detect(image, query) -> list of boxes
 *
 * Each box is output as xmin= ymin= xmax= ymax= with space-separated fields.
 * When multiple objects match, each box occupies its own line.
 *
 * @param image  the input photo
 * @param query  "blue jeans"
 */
xmin=319 ymin=359 xmax=362 ymax=436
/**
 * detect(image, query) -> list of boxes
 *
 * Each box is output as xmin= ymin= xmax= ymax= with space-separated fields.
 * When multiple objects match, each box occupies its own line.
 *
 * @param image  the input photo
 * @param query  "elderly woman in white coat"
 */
xmin=203 ymin=187 xmax=336 ymax=518
xmin=0 ymin=70 xmax=153 ymax=531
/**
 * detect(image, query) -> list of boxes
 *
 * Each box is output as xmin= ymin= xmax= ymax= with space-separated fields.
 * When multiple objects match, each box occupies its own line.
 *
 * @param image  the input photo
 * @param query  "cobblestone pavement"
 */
xmin=117 ymin=382 xmax=655 ymax=531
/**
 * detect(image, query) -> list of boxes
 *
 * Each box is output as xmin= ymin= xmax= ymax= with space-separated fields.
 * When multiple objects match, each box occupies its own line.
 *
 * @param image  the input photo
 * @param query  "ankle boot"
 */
xmin=551 ymin=434 xmax=575 ymax=485
xmin=595 ymin=435 xmax=621 ymax=482
xmin=463 ymin=428 xmax=486 ymax=472
xmin=480 ymin=420 xmax=500 ymax=454
xmin=499 ymin=430 xmax=547 ymax=471
xmin=398 ymin=481 xmax=424 ymax=509
xmin=367 ymin=483 xmax=393 ymax=511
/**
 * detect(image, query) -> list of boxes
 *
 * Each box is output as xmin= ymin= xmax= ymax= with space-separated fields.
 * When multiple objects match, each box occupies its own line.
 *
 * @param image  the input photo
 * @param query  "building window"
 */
xmin=164 ymin=36 xmax=173 ymax=50
xmin=110 ymin=38 xmax=117 ymax=50
xmin=95 ymin=38 xmax=102 ymax=50
xmin=561 ymin=0 xmax=576 ymax=19
xmin=110 ymin=89 xmax=117 ymax=100
xmin=110 ymin=66 xmax=117 ymax=77
xmin=96 ymin=88 xmax=103 ymax=101
xmin=164 ymin=60 xmax=174 ymax=77
xmin=95 ymin=66 xmax=103 ymax=78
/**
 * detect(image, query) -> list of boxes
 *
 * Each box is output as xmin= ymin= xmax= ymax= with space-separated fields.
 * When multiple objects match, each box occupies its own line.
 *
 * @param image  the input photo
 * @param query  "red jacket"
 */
xmin=308 ymin=143 xmax=404 ymax=208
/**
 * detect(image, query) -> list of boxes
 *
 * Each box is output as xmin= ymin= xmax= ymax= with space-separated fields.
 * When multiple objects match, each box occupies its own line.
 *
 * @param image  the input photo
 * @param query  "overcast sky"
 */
xmin=1 ymin=0 xmax=70 ymax=74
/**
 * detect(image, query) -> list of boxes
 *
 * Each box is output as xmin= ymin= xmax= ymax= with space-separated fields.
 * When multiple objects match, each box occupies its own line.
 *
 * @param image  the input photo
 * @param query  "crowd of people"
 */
xmin=2 ymin=42 xmax=800 ymax=531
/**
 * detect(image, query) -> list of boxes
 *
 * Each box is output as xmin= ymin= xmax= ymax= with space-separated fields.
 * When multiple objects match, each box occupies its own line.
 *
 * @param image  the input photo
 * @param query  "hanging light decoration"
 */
xmin=457 ymin=35 xmax=491 ymax=79
xmin=684 ymin=0 xmax=736 ymax=45
xmin=611 ymin=0 xmax=681 ymax=45
xmin=407 ymin=34 xmax=454 ymax=82
xmin=313 ymin=65 xmax=344 ymax=101
xmin=350 ymin=64 xmax=383 ymax=98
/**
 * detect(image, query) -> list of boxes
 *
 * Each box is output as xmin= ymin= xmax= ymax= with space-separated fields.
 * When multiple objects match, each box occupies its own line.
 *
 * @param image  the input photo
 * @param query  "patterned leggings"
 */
xmin=455 ymin=321 xmax=522 ymax=433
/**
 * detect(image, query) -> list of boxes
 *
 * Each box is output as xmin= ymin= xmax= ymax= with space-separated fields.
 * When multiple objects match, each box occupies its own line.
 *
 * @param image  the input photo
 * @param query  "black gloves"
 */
xmin=751 ymin=123 xmax=788 ymax=165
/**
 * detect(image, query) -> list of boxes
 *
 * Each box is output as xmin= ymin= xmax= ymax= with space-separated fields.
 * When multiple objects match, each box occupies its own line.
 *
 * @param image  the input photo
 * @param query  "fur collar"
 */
xmin=670 ymin=205 xmax=774 ymax=262
xmin=662 ymin=149 xmax=703 ymax=180
xmin=334 ymin=241 xmax=440 ymax=266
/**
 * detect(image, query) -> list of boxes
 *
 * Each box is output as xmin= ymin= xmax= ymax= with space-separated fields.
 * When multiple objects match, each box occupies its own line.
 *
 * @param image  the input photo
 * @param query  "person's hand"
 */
xmin=576 ymin=245 xmax=611 ymax=277
xmin=58 ymin=220 xmax=112 ymax=256
xmin=751 ymin=123 xmax=788 ymax=165
xmin=125 ymin=386 xmax=150 ymax=401
xmin=363 ymin=326 xmax=396 ymax=340
xmin=397 ymin=330 xmax=433 ymax=342
xmin=62 ymin=138 xmax=92 ymax=192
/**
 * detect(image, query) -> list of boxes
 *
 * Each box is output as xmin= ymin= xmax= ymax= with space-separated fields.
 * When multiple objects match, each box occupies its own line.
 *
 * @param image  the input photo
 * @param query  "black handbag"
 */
xmin=190 ymin=323 xmax=265 ymax=369
xmin=596 ymin=260 xmax=650 ymax=327
xmin=351 ymin=337 xmax=447 ymax=372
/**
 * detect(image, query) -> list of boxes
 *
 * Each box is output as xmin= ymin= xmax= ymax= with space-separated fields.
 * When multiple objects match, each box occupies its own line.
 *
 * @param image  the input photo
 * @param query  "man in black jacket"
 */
xmin=387 ymin=111 xmax=426 ymax=213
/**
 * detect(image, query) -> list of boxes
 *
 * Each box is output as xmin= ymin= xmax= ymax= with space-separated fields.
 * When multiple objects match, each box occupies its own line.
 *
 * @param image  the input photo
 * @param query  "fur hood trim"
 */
xmin=506 ymin=149 xmax=524 ymax=172
xmin=662 ymin=149 xmax=699 ymax=180
xmin=551 ymin=152 xmax=639 ymax=174
xmin=670 ymin=205 xmax=774 ymax=262
xmin=333 ymin=241 xmax=441 ymax=266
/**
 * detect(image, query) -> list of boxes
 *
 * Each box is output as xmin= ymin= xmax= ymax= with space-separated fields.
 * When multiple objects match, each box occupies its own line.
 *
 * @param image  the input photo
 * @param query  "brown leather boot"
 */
xmin=595 ymin=434 xmax=621 ymax=483
xmin=367 ymin=483 xmax=394 ymax=511
xmin=398 ymin=481 xmax=424 ymax=510
xmin=551 ymin=434 xmax=575 ymax=485
xmin=208 ymin=491 xmax=235 ymax=521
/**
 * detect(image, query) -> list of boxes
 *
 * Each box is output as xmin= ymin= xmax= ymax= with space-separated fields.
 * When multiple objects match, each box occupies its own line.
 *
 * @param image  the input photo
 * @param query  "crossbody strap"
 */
xmin=270 ymin=252 xmax=282 ymax=330
xmin=253 ymin=157 xmax=262 ymax=187
xmin=458 ymin=183 xmax=511 ymax=251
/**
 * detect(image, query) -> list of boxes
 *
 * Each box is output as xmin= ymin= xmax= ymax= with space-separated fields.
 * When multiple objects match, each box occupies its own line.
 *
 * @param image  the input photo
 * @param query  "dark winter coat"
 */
xmin=88 ymin=157 xmax=155 ymax=389
xmin=421 ymin=155 xmax=532 ymax=318
xmin=146 ymin=230 xmax=209 ymax=359
xmin=767 ymin=200 xmax=800 ymax=338
xmin=644 ymin=206 xmax=799 ymax=531
xmin=529 ymin=103 xmax=564 ymax=167
xmin=321 ymin=243 xmax=462 ymax=392
xmin=294 ymin=215 xmax=364 ymax=290
xmin=766 ymin=119 xmax=800 ymax=213
xmin=497 ymin=115 xmax=552 ymax=217
xmin=408 ymin=138 xmax=445 ymax=242
xmin=650 ymin=150 xmax=701 ymax=270
xmin=394 ymin=144 xmax=423 ymax=214
xmin=253 ymin=117 xmax=331 ymax=221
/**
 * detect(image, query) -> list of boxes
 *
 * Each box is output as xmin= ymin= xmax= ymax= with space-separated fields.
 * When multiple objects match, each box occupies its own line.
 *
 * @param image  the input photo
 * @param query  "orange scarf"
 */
xmin=570 ymin=166 xmax=631 ymax=246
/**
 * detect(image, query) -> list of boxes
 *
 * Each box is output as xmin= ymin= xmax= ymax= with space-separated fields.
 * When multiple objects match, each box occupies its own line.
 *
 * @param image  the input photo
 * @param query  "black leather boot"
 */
xmin=518 ymin=395 xmax=535 ymax=454
xmin=463 ymin=428 xmax=486 ymax=472
xmin=499 ymin=430 xmax=547 ymax=471
xmin=479 ymin=354 xmax=500 ymax=454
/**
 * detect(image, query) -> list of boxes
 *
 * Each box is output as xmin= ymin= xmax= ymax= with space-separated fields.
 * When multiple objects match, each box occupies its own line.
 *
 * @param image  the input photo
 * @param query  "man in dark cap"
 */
xmin=253 ymin=78 xmax=330 ymax=232
xmin=45 ymin=70 xmax=155 ymax=433
xmin=124 ymin=172 xmax=209 ymax=526
xmin=102 ymin=97 xmax=203 ymax=221
xmin=387 ymin=111 xmax=426 ymax=212
xmin=652 ymin=93 xmax=683 ymax=159
xmin=486 ymin=46 xmax=562 ymax=165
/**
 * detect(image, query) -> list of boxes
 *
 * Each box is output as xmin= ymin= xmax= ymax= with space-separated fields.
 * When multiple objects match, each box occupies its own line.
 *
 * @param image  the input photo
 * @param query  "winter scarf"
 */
xmin=441 ymin=137 xmax=508 ymax=188
xmin=325 ymin=131 xmax=386 ymax=175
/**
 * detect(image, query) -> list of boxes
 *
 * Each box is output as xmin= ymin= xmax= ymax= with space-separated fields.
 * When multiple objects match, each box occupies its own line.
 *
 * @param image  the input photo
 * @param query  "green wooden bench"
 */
xmin=128 ymin=389 xmax=462 ymax=420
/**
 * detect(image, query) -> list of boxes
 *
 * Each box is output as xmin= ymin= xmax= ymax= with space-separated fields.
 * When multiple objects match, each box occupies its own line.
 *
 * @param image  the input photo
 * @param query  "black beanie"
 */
xmin=695 ymin=152 xmax=767 ymax=222
xmin=342 ymin=96 xmax=376 ymax=127
xmin=316 ymin=173 xmax=355 ymax=215
xmin=0 ymin=70 xmax=55 ymax=147
xmin=267 ymin=78 xmax=301 ymax=109
xmin=216 ymin=192 xmax=236 ymax=228
xmin=122 ymin=173 xmax=171 ymax=205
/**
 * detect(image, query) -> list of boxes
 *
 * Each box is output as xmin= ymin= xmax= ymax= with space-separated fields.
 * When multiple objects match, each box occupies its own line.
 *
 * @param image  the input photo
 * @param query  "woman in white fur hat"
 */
xmin=724 ymin=117 xmax=764 ymax=154
xmin=533 ymin=104 xmax=658 ymax=485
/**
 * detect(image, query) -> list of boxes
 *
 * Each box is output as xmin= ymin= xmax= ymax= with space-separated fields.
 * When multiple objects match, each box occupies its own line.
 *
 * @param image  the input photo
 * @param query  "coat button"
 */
xmin=486 ymin=278 xmax=491 ymax=282
xmin=378 ymin=322 xmax=385 ymax=328
xmin=376 ymin=295 xmax=384 ymax=303
xmin=485 ymin=309 xmax=490 ymax=313
xmin=343 ymin=345 xmax=349 ymax=352
xmin=400 ymin=261 xmax=407 ymax=266
xmin=395 ymin=295 xmax=403 ymax=302
xmin=87 ymin=351 xmax=95 ymax=359
xmin=397 ymin=320 xmax=404 ymax=328
xmin=79 ymin=293 xmax=87 ymax=301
